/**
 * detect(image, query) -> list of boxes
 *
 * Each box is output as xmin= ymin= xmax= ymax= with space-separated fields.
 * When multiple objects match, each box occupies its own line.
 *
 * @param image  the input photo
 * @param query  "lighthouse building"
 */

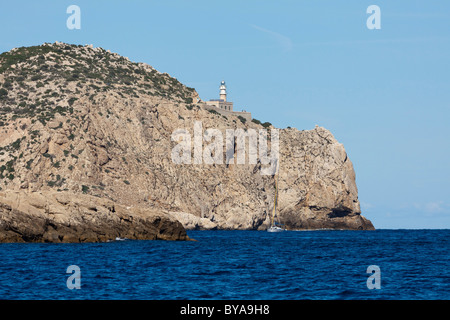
xmin=205 ymin=81 xmax=234 ymax=111
xmin=203 ymin=81 xmax=251 ymax=122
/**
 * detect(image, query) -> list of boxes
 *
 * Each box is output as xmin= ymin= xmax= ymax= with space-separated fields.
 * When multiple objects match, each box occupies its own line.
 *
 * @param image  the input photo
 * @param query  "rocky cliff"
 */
xmin=0 ymin=42 xmax=373 ymax=242
xmin=0 ymin=190 xmax=189 ymax=242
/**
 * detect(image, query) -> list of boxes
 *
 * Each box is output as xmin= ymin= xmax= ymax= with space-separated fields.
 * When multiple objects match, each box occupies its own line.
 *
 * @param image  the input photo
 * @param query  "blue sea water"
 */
xmin=0 ymin=230 xmax=448 ymax=300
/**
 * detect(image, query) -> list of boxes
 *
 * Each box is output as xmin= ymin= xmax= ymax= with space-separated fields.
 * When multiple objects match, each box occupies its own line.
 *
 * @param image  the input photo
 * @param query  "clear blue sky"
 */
xmin=1 ymin=0 xmax=449 ymax=228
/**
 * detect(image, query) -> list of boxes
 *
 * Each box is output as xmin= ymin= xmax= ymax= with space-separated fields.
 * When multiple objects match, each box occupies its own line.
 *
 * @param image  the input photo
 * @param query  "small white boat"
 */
xmin=267 ymin=225 xmax=284 ymax=232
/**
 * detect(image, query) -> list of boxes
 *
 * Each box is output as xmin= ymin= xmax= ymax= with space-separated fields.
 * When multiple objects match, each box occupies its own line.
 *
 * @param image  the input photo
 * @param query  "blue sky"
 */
xmin=1 ymin=0 xmax=449 ymax=228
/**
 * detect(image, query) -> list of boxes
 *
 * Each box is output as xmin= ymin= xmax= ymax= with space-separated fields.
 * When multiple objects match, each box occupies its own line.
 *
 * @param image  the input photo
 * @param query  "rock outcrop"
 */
xmin=0 ymin=42 xmax=374 ymax=242
xmin=276 ymin=126 xmax=373 ymax=230
xmin=0 ymin=190 xmax=189 ymax=242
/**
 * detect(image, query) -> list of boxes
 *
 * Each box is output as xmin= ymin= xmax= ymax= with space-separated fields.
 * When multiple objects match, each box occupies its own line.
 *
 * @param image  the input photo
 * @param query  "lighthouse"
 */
xmin=204 ymin=80 xmax=251 ymax=121
xmin=219 ymin=80 xmax=227 ymax=101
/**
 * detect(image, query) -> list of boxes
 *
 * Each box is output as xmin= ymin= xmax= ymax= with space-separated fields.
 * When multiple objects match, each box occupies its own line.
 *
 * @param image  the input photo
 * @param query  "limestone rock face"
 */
xmin=168 ymin=126 xmax=374 ymax=231
xmin=0 ymin=42 xmax=374 ymax=240
xmin=0 ymin=190 xmax=189 ymax=242
xmin=277 ymin=127 xmax=373 ymax=230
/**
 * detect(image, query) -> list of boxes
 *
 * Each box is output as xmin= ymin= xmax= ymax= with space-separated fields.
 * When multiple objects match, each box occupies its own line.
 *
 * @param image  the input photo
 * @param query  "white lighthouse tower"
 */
xmin=219 ymin=80 xmax=227 ymax=101
xmin=205 ymin=79 xmax=248 ymax=115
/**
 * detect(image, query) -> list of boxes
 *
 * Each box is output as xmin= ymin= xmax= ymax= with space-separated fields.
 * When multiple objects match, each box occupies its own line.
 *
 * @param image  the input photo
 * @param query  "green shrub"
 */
xmin=10 ymin=138 xmax=22 ymax=150
xmin=68 ymin=97 xmax=78 ymax=106
xmin=26 ymin=159 xmax=33 ymax=170
xmin=0 ymin=88 xmax=7 ymax=98
xmin=81 ymin=185 xmax=89 ymax=193
xmin=208 ymin=109 xmax=220 ymax=115
xmin=238 ymin=115 xmax=247 ymax=124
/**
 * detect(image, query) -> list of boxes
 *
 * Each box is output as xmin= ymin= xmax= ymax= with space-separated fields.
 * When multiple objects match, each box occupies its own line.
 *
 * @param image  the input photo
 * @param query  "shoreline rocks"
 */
xmin=0 ymin=190 xmax=190 ymax=243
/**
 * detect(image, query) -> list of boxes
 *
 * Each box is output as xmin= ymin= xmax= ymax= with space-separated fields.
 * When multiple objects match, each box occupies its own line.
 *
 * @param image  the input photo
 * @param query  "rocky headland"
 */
xmin=0 ymin=42 xmax=374 ymax=242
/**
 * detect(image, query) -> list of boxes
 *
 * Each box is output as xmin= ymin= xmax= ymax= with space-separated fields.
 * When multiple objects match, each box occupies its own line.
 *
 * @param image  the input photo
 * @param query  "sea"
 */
xmin=0 ymin=229 xmax=448 ymax=300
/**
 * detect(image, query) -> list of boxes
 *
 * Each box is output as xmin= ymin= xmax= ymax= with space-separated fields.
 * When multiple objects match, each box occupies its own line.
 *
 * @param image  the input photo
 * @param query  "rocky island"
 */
xmin=0 ymin=42 xmax=374 ymax=242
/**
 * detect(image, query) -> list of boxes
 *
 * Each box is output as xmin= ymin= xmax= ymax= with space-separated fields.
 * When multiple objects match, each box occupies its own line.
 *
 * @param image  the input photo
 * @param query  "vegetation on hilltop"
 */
xmin=0 ymin=42 xmax=196 ymax=123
